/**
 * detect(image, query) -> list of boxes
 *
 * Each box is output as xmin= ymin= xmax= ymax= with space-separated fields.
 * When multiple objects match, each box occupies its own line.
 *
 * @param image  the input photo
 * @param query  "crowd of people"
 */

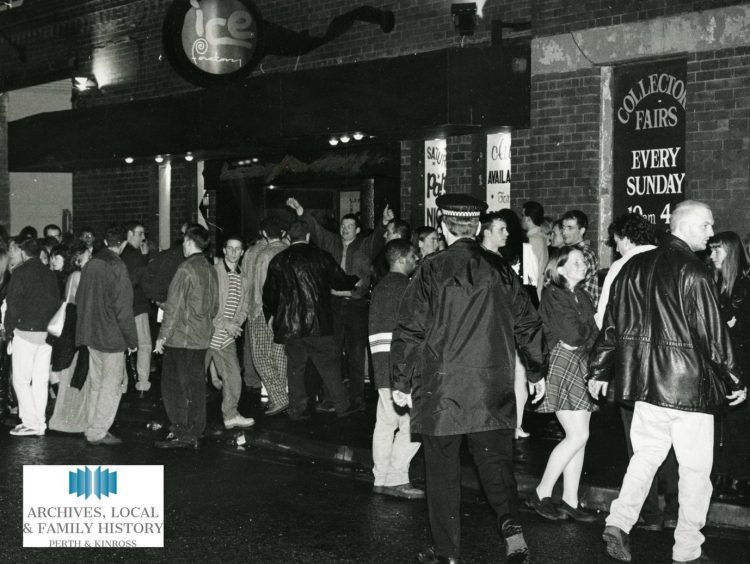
xmin=0 ymin=195 xmax=749 ymax=563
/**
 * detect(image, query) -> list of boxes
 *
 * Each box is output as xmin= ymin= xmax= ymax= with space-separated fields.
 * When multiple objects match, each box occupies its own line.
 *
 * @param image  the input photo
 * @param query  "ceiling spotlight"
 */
xmin=352 ymin=132 xmax=364 ymax=141
xmin=184 ymin=152 xmax=194 ymax=162
xmin=267 ymin=184 xmax=275 ymax=190
xmin=340 ymin=134 xmax=351 ymax=143
xmin=155 ymin=155 xmax=164 ymax=163
xmin=124 ymin=156 xmax=134 ymax=164
xmin=329 ymin=137 xmax=339 ymax=146
xmin=251 ymin=157 xmax=259 ymax=163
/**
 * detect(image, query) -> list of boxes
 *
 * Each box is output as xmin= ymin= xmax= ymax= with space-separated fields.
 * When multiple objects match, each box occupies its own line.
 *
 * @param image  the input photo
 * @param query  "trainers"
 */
xmin=154 ymin=437 xmax=199 ymax=450
xmin=381 ymin=483 xmax=425 ymax=500
xmin=531 ymin=492 xmax=565 ymax=520
xmin=500 ymin=518 xmax=530 ymax=564
xmin=10 ymin=424 xmax=43 ymax=437
xmin=559 ymin=500 xmax=598 ymax=522
xmin=672 ymin=553 xmax=716 ymax=564
xmin=86 ymin=432 xmax=123 ymax=446
xmin=265 ymin=403 xmax=289 ymax=417
xmin=224 ymin=415 xmax=255 ymax=429
xmin=602 ymin=525 xmax=632 ymax=562
xmin=417 ymin=546 xmax=459 ymax=563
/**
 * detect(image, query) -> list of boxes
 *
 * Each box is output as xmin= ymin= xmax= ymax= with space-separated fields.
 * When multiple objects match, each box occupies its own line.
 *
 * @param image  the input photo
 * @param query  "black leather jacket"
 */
xmin=589 ymin=234 xmax=742 ymax=413
xmin=263 ymin=243 xmax=358 ymax=343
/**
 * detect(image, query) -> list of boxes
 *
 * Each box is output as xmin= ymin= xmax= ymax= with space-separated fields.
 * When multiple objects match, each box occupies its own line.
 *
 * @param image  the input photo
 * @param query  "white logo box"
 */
xmin=23 ymin=465 xmax=164 ymax=548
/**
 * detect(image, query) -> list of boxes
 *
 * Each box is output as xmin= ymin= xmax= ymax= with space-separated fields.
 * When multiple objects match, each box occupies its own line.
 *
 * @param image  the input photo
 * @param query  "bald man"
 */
xmin=589 ymin=201 xmax=747 ymax=564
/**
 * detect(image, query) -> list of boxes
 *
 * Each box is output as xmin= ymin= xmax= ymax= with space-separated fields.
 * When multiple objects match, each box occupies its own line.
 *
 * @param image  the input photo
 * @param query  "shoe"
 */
xmin=224 ymin=415 xmax=255 ymax=429
xmin=672 ymin=552 xmax=716 ymax=564
xmin=315 ymin=401 xmax=336 ymax=413
xmin=154 ymin=437 xmax=199 ymax=450
xmin=10 ymin=424 xmax=43 ymax=437
xmin=559 ymin=500 xmax=598 ymax=522
xmin=265 ymin=403 xmax=289 ymax=417
xmin=514 ymin=427 xmax=530 ymax=439
xmin=602 ymin=525 xmax=632 ymax=562
xmin=663 ymin=517 xmax=678 ymax=530
xmin=635 ymin=516 xmax=663 ymax=532
xmin=86 ymin=432 xmax=122 ymax=446
xmin=531 ymin=492 xmax=565 ymax=520
xmin=381 ymin=483 xmax=425 ymax=500
xmin=500 ymin=518 xmax=530 ymax=564
xmin=417 ymin=546 xmax=460 ymax=563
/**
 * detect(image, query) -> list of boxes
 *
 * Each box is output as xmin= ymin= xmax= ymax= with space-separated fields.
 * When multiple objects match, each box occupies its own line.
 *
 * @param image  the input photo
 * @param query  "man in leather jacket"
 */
xmin=263 ymin=220 xmax=359 ymax=421
xmin=392 ymin=194 xmax=546 ymax=564
xmin=589 ymin=200 xmax=747 ymax=564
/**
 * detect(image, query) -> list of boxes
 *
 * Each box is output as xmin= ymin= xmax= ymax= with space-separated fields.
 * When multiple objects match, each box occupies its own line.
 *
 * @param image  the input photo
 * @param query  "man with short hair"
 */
xmin=561 ymin=209 xmax=599 ymax=306
xmin=522 ymin=201 xmax=548 ymax=300
xmin=263 ymin=220 xmax=358 ymax=421
xmin=392 ymin=194 xmax=546 ymax=564
xmin=120 ymin=221 xmax=153 ymax=396
xmin=479 ymin=212 xmax=509 ymax=254
xmin=589 ymin=200 xmax=747 ymax=564
xmin=206 ymin=236 xmax=255 ymax=429
xmin=43 ymin=224 xmax=62 ymax=242
xmin=287 ymin=197 xmax=391 ymax=411
xmin=247 ymin=216 xmax=289 ymax=416
xmin=4 ymin=237 xmax=59 ymax=436
xmin=241 ymin=233 xmax=269 ymax=391
xmin=369 ymin=239 xmax=423 ymax=500
xmin=76 ymin=224 xmax=138 ymax=445
xmin=79 ymin=227 xmax=95 ymax=251
xmin=155 ymin=224 xmax=219 ymax=449
xmin=371 ymin=218 xmax=412 ymax=289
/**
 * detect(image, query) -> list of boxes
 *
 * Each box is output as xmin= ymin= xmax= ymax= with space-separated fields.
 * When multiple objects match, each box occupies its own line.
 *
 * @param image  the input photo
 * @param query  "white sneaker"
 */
xmin=10 ymin=424 xmax=43 ymax=437
xmin=224 ymin=415 xmax=255 ymax=429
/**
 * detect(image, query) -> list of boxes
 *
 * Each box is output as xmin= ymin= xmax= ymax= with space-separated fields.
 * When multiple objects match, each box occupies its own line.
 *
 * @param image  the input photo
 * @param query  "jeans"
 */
xmin=372 ymin=388 xmax=421 ymax=486
xmin=332 ymin=297 xmax=368 ymax=405
xmin=12 ymin=335 xmax=51 ymax=432
xmin=161 ymin=347 xmax=207 ymax=442
xmin=134 ymin=313 xmax=152 ymax=391
xmin=206 ymin=342 xmax=242 ymax=420
xmin=284 ymin=336 xmax=350 ymax=417
xmin=85 ymin=348 xmax=125 ymax=441
xmin=620 ymin=404 xmax=679 ymax=522
xmin=606 ymin=401 xmax=714 ymax=562
xmin=423 ymin=429 xmax=518 ymax=559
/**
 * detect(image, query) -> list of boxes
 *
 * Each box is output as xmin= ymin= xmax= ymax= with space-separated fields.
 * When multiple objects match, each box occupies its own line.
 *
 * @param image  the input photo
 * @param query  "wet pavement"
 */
xmin=1 ymin=381 xmax=749 ymax=562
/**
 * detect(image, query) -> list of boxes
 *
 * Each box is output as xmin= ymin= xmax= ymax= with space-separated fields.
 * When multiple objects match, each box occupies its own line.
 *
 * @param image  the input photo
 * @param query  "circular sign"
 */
xmin=163 ymin=0 xmax=264 ymax=87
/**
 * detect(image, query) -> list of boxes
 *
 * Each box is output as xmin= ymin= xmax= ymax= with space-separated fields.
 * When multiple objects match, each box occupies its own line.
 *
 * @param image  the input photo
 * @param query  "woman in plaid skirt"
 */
xmin=532 ymin=246 xmax=599 ymax=522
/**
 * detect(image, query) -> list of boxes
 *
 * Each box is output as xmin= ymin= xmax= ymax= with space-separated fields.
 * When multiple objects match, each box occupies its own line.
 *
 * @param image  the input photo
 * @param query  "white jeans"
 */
xmin=606 ymin=401 xmax=713 ymax=562
xmin=372 ymin=388 xmax=421 ymax=487
xmin=11 ymin=336 xmax=52 ymax=432
xmin=134 ymin=313 xmax=152 ymax=391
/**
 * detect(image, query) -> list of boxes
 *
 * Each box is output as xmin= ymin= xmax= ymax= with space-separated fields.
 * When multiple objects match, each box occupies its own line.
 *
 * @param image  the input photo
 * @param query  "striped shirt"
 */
xmin=210 ymin=270 xmax=242 ymax=350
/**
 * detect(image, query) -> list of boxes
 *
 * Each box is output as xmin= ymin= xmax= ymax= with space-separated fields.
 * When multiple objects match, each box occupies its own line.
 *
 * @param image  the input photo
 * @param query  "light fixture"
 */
xmin=352 ymin=132 xmax=364 ymax=141
xmin=251 ymin=157 xmax=259 ymax=163
xmin=267 ymin=184 xmax=275 ymax=190
xmin=184 ymin=152 xmax=194 ymax=162
xmin=155 ymin=155 xmax=164 ymax=163
xmin=73 ymin=76 xmax=98 ymax=92
xmin=451 ymin=2 xmax=477 ymax=36
xmin=124 ymin=156 xmax=134 ymax=164
xmin=340 ymin=134 xmax=351 ymax=143
xmin=329 ymin=137 xmax=339 ymax=146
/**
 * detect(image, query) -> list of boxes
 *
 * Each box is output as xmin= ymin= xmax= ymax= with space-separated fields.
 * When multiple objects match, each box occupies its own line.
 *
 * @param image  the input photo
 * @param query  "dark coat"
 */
xmin=142 ymin=245 xmax=184 ymax=304
xmin=589 ymin=234 xmax=742 ymax=413
xmin=540 ymin=284 xmax=597 ymax=351
xmin=76 ymin=248 xmax=138 ymax=352
xmin=719 ymin=271 xmax=750 ymax=370
xmin=263 ymin=242 xmax=358 ymax=343
xmin=4 ymin=258 xmax=59 ymax=336
xmin=391 ymin=239 xmax=546 ymax=436
xmin=120 ymin=243 xmax=150 ymax=316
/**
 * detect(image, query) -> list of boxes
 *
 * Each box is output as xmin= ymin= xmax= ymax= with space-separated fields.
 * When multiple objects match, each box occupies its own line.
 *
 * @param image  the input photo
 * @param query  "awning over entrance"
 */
xmin=8 ymin=45 xmax=530 ymax=172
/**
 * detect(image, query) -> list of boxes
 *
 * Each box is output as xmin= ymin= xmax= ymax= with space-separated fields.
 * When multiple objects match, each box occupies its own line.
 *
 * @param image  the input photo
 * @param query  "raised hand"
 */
xmin=286 ymin=197 xmax=304 ymax=216
xmin=382 ymin=204 xmax=395 ymax=225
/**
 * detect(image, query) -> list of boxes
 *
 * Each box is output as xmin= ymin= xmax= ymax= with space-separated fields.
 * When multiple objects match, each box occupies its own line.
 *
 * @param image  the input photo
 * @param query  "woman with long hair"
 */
xmin=532 ymin=246 xmax=598 ymax=522
xmin=48 ymin=242 xmax=92 ymax=433
xmin=709 ymin=231 xmax=750 ymax=499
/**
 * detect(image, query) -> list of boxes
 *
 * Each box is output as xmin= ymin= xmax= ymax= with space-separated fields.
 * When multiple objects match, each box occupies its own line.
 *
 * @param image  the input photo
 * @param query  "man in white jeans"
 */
xmin=589 ymin=201 xmax=747 ymax=564
xmin=368 ymin=239 xmax=423 ymax=499
xmin=4 ymin=237 xmax=60 ymax=436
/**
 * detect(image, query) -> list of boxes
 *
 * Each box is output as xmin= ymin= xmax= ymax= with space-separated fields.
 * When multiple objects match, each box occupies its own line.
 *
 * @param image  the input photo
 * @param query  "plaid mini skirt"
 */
xmin=536 ymin=341 xmax=598 ymax=413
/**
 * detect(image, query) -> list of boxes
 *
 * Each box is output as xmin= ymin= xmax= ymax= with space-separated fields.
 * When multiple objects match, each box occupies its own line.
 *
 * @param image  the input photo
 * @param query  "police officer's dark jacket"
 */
xmin=589 ymin=234 xmax=742 ymax=413
xmin=391 ymin=238 xmax=546 ymax=436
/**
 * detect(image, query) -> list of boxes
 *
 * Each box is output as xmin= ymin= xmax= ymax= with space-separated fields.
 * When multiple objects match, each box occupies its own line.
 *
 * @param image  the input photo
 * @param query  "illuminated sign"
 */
xmin=163 ymin=0 xmax=263 ymax=87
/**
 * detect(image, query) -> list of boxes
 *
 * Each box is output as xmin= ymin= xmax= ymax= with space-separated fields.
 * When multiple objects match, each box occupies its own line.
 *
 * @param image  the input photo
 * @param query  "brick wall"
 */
xmin=686 ymin=46 xmax=750 ymax=235
xmin=533 ymin=0 xmax=746 ymax=37
xmin=0 ymin=94 xmax=8 ymax=229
